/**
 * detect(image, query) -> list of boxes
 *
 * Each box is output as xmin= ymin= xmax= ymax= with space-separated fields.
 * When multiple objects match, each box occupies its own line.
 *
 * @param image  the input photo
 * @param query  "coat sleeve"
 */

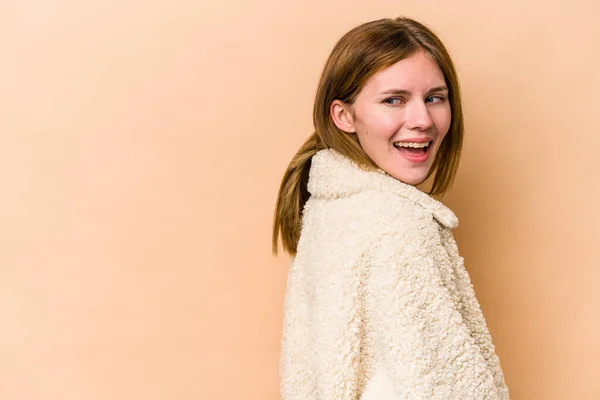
xmin=440 ymin=231 xmax=510 ymax=399
xmin=360 ymin=229 xmax=501 ymax=399
xmin=280 ymin=251 xmax=365 ymax=400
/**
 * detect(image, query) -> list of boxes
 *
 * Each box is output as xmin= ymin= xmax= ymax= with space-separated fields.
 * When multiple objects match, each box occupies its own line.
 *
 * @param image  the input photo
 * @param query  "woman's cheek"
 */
xmin=435 ymin=107 xmax=452 ymax=132
xmin=375 ymin=114 xmax=404 ymax=137
xmin=429 ymin=116 xmax=447 ymax=137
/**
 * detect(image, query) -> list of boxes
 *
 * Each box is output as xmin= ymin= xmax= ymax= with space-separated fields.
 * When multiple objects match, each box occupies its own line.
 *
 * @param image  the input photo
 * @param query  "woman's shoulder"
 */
xmin=304 ymin=189 xmax=429 ymax=240
xmin=307 ymin=149 xmax=456 ymax=230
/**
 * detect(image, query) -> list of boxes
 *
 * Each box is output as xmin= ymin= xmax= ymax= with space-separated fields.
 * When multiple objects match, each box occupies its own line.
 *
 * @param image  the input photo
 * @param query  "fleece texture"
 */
xmin=280 ymin=149 xmax=509 ymax=399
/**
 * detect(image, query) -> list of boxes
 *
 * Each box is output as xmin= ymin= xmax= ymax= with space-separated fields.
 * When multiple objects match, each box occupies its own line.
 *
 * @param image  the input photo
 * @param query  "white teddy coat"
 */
xmin=280 ymin=149 xmax=509 ymax=399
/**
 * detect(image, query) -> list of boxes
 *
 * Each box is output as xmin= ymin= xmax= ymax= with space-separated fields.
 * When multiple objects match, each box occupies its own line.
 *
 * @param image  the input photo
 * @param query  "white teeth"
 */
xmin=393 ymin=141 xmax=431 ymax=148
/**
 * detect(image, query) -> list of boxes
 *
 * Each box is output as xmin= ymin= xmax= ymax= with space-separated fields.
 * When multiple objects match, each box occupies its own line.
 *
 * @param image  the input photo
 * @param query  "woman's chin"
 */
xmin=386 ymin=168 xmax=430 ymax=186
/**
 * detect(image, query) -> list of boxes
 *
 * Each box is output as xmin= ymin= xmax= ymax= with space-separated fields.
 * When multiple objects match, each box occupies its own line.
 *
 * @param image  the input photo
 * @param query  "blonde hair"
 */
xmin=273 ymin=17 xmax=464 ymax=255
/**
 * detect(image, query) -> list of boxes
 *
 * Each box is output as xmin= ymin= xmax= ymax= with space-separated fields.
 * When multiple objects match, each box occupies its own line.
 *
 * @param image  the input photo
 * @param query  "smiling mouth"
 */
xmin=393 ymin=141 xmax=432 ymax=155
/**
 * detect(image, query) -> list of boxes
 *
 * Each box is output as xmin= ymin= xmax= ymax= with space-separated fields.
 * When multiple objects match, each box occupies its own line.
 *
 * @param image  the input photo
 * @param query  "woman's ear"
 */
xmin=330 ymin=100 xmax=356 ymax=133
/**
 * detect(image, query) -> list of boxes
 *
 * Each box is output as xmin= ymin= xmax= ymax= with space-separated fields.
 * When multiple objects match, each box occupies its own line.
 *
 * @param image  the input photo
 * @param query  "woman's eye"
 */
xmin=426 ymin=95 xmax=446 ymax=104
xmin=383 ymin=97 xmax=403 ymax=105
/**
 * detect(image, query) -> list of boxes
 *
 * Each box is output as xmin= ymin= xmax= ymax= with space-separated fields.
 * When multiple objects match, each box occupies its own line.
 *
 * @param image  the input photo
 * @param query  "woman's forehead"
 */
xmin=363 ymin=52 xmax=446 ymax=94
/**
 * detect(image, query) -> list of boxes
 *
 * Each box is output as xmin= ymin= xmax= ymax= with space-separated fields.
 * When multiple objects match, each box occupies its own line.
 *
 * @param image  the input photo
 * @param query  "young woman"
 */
xmin=272 ymin=17 xmax=510 ymax=399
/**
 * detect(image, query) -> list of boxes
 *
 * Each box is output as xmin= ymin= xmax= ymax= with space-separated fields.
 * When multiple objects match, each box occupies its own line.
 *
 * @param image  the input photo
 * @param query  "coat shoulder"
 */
xmin=299 ymin=189 xmax=435 ymax=262
xmin=342 ymin=190 xmax=436 ymax=237
xmin=306 ymin=189 xmax=429 ymax=229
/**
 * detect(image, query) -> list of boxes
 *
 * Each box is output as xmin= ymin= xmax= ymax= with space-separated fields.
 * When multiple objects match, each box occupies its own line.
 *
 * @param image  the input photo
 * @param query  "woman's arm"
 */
xmin=361 ymin=230 xmax=503 ymax=399
xmin=280 ymin=253 xmax=365 ymax=399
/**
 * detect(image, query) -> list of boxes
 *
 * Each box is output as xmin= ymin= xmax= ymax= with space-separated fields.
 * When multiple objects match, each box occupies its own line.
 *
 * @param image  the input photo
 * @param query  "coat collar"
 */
xmin=308 ymin=149 xmax=459 ymax=229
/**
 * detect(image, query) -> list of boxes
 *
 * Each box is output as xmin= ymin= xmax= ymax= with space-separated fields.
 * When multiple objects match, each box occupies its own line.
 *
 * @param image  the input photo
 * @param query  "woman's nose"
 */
xmin=405 ymin=101 xmax=433 ymax=131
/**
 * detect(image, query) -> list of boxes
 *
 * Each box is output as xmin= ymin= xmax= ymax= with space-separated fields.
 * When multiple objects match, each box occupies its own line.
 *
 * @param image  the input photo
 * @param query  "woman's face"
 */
xmin=332 ymin=51 xmax=452 ymax=185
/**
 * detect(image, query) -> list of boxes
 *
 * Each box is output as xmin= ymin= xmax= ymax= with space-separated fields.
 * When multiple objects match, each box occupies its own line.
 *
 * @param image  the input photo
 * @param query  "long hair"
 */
xmin=273 ymin=17 xmax=464 ymax=255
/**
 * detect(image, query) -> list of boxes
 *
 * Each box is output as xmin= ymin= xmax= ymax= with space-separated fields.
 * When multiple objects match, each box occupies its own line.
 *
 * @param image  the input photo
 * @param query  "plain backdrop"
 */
xmin=1 ymin=1 xmax=599 ymax=399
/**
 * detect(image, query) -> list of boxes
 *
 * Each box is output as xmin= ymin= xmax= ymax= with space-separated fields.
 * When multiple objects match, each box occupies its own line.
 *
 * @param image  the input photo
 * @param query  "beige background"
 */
xmin=1 ymin=0 xmax=599 ymax=399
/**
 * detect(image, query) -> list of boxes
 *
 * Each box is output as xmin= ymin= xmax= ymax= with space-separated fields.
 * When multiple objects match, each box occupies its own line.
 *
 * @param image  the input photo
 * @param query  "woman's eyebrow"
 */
xmin=379 ymin=89 xmax=410 ymax=96
xmin=427 ymin=86 xmax=449 ymax=94
xmin=378 ymin=86 xmax=449 ymax=96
